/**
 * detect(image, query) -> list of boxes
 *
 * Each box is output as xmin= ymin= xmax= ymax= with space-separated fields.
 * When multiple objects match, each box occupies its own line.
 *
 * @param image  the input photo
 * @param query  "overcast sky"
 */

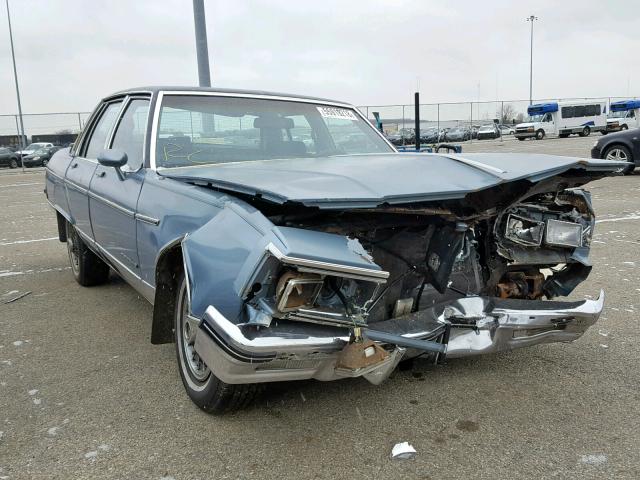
xmin=1 ymin=0 xmax=638 ymax=114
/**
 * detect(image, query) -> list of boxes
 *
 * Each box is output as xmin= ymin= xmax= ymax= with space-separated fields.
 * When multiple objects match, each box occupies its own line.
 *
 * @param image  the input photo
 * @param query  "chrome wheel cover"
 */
xmin=67 ymin=229 xmax=80 ymax=275
xmin=178 ymin=285 xmax=210 ymax=383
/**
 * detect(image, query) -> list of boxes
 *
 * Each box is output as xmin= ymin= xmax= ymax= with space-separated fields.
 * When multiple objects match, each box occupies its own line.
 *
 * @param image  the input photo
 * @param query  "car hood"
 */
xmin=516 ymin=123 xmax=536 ymax=128
xmin=161 ymin=153 xmax=624 ymax=209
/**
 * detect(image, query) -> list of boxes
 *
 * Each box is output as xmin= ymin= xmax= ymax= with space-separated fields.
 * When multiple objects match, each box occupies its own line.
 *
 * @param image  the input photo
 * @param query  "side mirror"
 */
xmin=97 ymin=149 xmax=128 ymax=180
xmin=97 ymin=149 xmax=127 ymax=168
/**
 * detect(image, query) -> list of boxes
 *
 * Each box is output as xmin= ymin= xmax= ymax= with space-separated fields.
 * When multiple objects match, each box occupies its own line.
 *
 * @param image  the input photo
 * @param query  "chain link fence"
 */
xmin=358 ymin=96 xmax=639 ymax=144
xmin=1 ymin=96 xmax=638 ymax=149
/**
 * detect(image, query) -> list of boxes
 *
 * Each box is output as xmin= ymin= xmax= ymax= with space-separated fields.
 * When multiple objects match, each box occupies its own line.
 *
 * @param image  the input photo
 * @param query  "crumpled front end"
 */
xmin=181 ymin=178 xmax=608 ymax=385
xmin=193 ymin=290 xmax=604 ymax=384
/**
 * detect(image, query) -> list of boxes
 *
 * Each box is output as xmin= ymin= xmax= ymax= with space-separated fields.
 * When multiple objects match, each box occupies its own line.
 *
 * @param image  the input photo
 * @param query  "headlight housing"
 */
xmin=545 ymin=219 xmax=582 ymax=248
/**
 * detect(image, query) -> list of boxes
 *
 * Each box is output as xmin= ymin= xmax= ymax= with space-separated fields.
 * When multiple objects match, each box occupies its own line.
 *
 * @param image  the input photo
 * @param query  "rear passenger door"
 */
xmin=65 ymin=100 xmax=123 ymax=240
xmin=89 ymin=96 xmax=150 ymax=274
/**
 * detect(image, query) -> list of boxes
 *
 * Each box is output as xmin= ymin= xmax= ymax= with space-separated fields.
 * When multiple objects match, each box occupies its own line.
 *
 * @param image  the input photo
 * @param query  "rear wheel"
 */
xmin=66 ymin=221 xmax=110 ymax=286
xmin=174 ymin=276 xmax=261 ymax=414
xmin=517 ymin=137 xmax=525 ymax=141
xmin=535 ymin=129 xmax=545 ymax=140
xmin=603 ymin=145 xmax=634 ymax=174
xmin=579 ymin=126 xmax=591 ymax=137
xmin=9 ymin=158 xmax=18 ymax=169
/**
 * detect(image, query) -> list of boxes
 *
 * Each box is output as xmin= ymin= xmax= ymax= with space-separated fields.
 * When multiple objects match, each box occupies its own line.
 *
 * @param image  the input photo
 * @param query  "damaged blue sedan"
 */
xmin=45 ymin=87 xmax=625 ymax=413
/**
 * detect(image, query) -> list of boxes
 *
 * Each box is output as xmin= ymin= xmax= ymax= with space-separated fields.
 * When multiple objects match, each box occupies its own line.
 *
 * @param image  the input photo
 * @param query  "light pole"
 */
xmin=527 ymin=15 xmax=538 ymax=105
xmin=5 ymin=0 xmax=26 ymax=172
xmin=192 ymin=0 xmax=211 ymax=87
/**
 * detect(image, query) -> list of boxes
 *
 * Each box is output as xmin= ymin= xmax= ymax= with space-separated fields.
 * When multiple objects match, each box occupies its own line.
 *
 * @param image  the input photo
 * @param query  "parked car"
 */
xmin=46 ymin=87 xmax=624 ymax=414
xmin=22 ymin=146 xmax=62 ymax=168
xmin=15 ymin=142 xmax=54 ymax=156
xmin=591 ymin=127 xmax=640 ymax=175
xmin=0 ymin=147 xmax=21 ymax=168
xmin=498 ymin=125 xmax=515 ymax=135
xmin=387 ymin=128 xmax=415 ymax=146
xmin=444 ymin=127 xmax=471 ymax=142
xmin=420 ymin=127 xmax=441 ymax=143
xmin=477 ymin=124 xmax=500 ymax=140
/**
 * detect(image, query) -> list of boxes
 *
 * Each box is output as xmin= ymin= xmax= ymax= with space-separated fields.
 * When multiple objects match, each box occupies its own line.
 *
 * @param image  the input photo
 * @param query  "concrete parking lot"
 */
xmin=1 ymin=135 xmax=639 ymax=479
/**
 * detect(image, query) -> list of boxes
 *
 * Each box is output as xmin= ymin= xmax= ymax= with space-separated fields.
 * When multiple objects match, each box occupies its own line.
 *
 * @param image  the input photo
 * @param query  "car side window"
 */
xmin=110 ymin=99 xmax=150 ymax=170
xmin=83 ymin=101 xmax=123 ymax=159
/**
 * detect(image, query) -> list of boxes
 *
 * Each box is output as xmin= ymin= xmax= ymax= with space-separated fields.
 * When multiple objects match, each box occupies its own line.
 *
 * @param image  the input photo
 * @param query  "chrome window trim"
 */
xmin=108 ymin=94 xmax=152 ymax=173
xmin=88 ymin=190 xmax=135 ymax=217
xmin=149 ymin=90 xmax=396 ymax=171
xmin=266 ymin=243 xmax=389 ymax=282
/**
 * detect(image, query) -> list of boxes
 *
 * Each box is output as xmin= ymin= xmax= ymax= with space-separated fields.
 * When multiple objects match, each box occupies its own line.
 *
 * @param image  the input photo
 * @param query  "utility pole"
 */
xmin=192 ymin=0 xmax=211 ymax=87
xmin=5 ymin=0 xmax=26 ymax=172
xmin=527 ymin=15 xmax=538 ymax=105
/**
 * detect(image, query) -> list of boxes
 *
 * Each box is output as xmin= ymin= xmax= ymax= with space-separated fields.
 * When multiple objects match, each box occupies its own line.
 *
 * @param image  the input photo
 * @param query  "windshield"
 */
xmin=155 ymin=95 xmax=393 ymax=168
xmin=526 ymin=114 xmax=545 ymax=122
xmin=24 ymin=143 xmax=44 ymax=150
xmin=609 ymin=110 xmax=629 ymax=119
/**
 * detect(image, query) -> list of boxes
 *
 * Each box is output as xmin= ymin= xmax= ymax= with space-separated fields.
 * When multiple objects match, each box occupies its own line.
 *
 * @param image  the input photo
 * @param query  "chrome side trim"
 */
xmin=74 ymin=228 xmax=155 ymax=303
xmin=88 ymin=191 xmax=135 ymax=217
xmin=135 ymin=213 xmax=160 ymax=225
xmin=64 ymin=178 xmax=88 ymax=195
xmin=266 ymin=242 xmax=389 ymax=282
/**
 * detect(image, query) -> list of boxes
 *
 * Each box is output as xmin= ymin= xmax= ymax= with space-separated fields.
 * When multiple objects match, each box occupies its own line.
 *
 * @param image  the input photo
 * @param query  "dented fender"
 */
xmin=181 ymin=201 xmax=385 ymax=322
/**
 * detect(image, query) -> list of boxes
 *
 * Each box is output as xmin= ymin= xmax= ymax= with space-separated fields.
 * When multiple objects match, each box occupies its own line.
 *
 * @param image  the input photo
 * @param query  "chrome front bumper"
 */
xmin=194 ymin=291 xmax=605 ymax=385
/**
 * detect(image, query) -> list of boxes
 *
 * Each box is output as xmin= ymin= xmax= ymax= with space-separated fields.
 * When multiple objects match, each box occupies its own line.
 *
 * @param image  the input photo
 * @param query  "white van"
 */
xmin=606 ymin=100 xmax=640 ymax=133
xmin=515 ymin=101 xmax=607 ymax=140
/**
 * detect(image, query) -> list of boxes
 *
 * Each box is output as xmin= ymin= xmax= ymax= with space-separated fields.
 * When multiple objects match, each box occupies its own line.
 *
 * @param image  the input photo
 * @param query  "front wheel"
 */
xmin=174 ymin=276 xmax=261 ymax=414
xmin=579 ymin=126 xmax=591 ymax=137
xmin=535 ymin=129 xmax=545 ymax=140
xmin=9 ymin=158 xmax=18 ymax=169
xmin=42 ymin=159 xmax=49 ymax=167
xmin=603 ymin=145 xmax=634 ymax=174
xmin=621 ymin=124 xmax=629 ymax=131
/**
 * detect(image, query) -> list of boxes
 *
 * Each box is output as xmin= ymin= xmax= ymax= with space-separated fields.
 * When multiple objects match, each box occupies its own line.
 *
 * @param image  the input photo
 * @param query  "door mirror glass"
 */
xmin=97 ymin=149 xmax=128 ymax=168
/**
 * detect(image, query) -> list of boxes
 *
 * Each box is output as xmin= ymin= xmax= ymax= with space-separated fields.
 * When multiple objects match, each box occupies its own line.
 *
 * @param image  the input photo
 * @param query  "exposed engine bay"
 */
xmin=241 ymin=187 xmax=595 ymax=333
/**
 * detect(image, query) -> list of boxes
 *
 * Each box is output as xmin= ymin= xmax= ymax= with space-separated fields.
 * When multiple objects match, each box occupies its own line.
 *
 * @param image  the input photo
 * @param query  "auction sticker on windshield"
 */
xmin=317 ymin=106 xmax=358 ymax=120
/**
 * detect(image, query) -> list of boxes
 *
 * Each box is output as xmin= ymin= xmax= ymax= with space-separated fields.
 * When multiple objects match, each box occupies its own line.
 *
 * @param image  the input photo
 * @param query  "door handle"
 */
xmin=96 ymin=171 xmax=106 ymax=178
xmin=71 ymin=162 xmax=78 ymax=169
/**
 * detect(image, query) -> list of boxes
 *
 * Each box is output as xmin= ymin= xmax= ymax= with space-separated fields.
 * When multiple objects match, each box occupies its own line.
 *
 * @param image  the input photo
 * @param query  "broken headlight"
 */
xmin=275 ymin=271 xmax=324 ymax=312
xmin=545 ymin=219 xmax=582 ymax=248
xmin=505 ymin=214 xmax=544 ymax=246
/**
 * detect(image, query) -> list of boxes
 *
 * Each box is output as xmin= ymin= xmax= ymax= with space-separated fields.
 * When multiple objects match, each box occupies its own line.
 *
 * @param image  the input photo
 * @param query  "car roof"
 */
xmin=104 ymin=86 xmax=350 ymax=106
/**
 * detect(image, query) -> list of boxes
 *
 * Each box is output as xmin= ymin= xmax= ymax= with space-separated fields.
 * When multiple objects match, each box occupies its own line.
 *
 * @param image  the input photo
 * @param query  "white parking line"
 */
xmin=0 ymin=237 xmax=58 ymax=246
xmin=0 ymin=267 xmax=70 ymax=278
xmin=0 ymin=182 xmax=43 ymax=188
xmin=596 ymin=215 xmax=640 ymax=224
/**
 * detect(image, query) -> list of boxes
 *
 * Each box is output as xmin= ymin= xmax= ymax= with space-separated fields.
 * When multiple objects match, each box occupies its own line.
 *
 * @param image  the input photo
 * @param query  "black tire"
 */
xmin=174 ymin=276 xmax=261 ymax=414
xmin=66 ymin=221 xmax=110 ymax=286
xmin=621 ymin=124 xmax=629 ymax=131
xmin=535 ymin=129 xmax=545 ymax=140
xmin=42 ymin=159 xmax=48 ymax=167
xmin=601 ymin=131 xmax=608 ymax=135
xmin=579 ymin=126 xmax=591 ymax=137
xmin=603 ymin=144 xmax=634 ymax=175
xmin=559 ymin=133 xmax=569 ymax=138
xmin=9 ymin=158 xmax=18 ymax=169
xmin=517 ymin=137 xmax=526 ymax=141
